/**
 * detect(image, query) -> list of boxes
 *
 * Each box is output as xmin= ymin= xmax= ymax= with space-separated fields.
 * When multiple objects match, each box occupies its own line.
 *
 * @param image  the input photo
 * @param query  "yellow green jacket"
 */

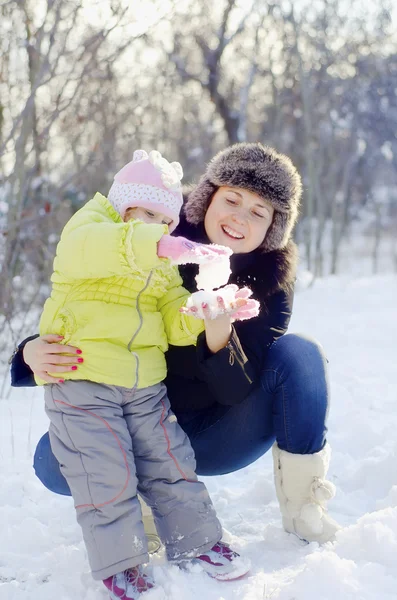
xmin=37 ymin=193 xmax=204 ymax=388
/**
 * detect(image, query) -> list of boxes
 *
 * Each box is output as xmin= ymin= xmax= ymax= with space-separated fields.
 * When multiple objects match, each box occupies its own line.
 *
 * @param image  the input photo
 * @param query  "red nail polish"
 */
xmin=71 ymin=366 xmax=78 ymax=371
xmin=77 ymin=358 xmax=84 ymax=363
xmin=76 ymin=349 xmax=82 ymax=355
xmin=59 ymin=379 xmax=65 ymax=383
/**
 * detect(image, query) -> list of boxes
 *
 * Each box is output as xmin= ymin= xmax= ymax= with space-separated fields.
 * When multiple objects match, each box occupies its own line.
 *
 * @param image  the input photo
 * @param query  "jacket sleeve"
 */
xmin=194 ymin=287 xmax=294 ymax=406
xmin=157 ymin=270 xmax=205 ymax=347
xmin=9 ymin=335 xmax=39 ymax=387
xmin=55 ymin=217 xmax=168 ymax=279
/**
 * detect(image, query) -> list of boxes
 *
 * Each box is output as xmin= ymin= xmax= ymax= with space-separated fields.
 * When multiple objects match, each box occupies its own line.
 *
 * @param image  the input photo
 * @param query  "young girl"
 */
xmin=37 ymin=149 xmax=253 ymax=599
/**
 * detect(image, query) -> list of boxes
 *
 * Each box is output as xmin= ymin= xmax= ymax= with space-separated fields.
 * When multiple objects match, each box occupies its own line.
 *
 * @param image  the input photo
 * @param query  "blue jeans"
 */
xmin=33 ymin=334 xmax=329 ymax=495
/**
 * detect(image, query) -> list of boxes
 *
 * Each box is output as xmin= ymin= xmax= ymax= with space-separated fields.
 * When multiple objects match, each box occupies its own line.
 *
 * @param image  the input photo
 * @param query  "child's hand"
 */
xmin=180 ymin=285 xmax=260 ymax=322
xmin=157 ymin=234 xmax=232 ymax=266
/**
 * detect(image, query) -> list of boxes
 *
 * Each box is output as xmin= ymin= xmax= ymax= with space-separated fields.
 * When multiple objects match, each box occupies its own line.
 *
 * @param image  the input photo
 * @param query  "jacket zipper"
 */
xmin=226 ymin=340 xmax=253 ymax=384
xmin=127 ymin=270 xmax=154 ymax=389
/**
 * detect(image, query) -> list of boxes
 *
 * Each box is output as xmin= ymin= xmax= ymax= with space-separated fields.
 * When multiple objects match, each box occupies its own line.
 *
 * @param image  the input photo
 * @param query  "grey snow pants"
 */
xmin=44 ymin=381 xmax=222 ymax=580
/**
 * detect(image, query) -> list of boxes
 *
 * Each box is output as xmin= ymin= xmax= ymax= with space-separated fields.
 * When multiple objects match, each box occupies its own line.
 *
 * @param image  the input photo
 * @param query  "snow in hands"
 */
xmin=195 ymin=246 xmax=232 ymax=291
xmin=184 ymin=285 xmax=260 ymax=321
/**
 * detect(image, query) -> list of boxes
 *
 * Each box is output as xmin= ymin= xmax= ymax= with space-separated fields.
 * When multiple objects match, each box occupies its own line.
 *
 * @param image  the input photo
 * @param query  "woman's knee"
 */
xmin=265 ymin=333 xmax=329 ymax=403
xmin=270 ymin=333 xmax=327 ymax=370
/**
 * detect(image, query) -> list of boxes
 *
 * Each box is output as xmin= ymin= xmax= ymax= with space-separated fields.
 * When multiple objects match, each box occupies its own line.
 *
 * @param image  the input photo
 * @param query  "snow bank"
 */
xmin=0 ymin=274 xmax=396 ymax=599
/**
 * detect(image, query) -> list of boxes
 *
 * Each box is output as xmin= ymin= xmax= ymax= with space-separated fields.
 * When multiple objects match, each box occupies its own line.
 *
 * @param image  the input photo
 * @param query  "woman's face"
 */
xmin=204 ymin=186 xmax=274 ymax=253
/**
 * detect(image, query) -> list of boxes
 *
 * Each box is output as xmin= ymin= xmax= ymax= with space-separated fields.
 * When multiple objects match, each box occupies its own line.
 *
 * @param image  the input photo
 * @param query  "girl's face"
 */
xmin=124 ymin=206 xmax=173 ymax=227
xmin=204 ymin=186 xmax=274 ymax=253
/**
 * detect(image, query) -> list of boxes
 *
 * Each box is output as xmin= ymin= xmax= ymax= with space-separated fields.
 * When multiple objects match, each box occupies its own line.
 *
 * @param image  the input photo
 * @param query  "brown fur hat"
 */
xmin=184 ymin=142 xmax=302 ymax=252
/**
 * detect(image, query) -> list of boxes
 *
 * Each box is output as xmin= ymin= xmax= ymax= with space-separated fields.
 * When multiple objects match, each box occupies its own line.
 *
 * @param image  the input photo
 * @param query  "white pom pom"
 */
xmin=148 ymin=150 xmax=162 ymax=165
xmin=161 ymin=173 xmax=172 ymax=185
xmin=311 ymin=480 xmax=336 ymax=503
xmin=171 ymin=161 xmax=183 ymax=180
xmin=300 ymin=503 xmax=323 ymax=534
xmin=148 ymin=151 xmax=183 ymax=190
xmin=133 ymin=149 xmax=148 ymax=162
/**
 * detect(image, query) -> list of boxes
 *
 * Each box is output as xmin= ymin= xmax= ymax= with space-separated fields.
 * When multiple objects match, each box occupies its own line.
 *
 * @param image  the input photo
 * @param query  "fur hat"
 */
xmin=184 ymin=143 xmax=302 ymax=251
xmin=108 ymin=149 xmax=183 ymax=232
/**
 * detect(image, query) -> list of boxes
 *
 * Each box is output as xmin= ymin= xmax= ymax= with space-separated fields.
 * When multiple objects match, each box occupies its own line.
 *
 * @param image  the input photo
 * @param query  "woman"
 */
xmin=10 ymin=142 xmax=340 ymax=545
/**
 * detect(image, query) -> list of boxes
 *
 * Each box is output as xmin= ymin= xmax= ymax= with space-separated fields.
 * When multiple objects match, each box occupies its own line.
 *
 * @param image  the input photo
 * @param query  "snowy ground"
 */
xmin=0 ymin=274 xmax=396 ymax=600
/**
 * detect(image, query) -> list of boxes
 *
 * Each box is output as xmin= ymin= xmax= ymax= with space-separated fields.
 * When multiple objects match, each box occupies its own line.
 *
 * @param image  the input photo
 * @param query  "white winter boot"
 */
xmin=272 ymin=442 xmax=341 ymax=544
xmin=138 ymin=496 xmax=161 ymax=554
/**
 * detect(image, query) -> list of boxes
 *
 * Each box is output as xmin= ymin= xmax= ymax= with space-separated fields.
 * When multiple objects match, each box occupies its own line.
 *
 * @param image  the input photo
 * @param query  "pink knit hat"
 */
xmin=108 ymin=149 xmax=184 ymax=232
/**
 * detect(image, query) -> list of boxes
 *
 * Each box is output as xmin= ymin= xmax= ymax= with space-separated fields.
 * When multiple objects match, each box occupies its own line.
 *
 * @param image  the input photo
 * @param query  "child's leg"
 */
xmin=44 ymin=381 xmax=148 ymax=581
xmin=122 ymin=383 xmax=222 ymax=561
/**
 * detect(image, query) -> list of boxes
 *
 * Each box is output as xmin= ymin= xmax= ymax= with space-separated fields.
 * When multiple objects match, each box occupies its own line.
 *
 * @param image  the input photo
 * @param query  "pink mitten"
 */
xmin=157 ymin=234 xmax=232 ymax=266
xmin=219 ymin=284 xmax=260 ymax=321
xmin=230 ymin=298 xmax=260 ymax=322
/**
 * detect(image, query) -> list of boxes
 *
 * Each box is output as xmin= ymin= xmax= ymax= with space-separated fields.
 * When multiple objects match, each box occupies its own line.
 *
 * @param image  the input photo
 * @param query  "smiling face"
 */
xmin=203 ymin=186 xmax=275 ymax=253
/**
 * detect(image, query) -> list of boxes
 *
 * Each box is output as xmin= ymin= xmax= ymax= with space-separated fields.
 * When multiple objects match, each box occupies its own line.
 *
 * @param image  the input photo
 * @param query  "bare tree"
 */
xmin=166 ymin=0 xmax=265 ymax=145
xmin=0 ymin=0 xmax=174 ymax=335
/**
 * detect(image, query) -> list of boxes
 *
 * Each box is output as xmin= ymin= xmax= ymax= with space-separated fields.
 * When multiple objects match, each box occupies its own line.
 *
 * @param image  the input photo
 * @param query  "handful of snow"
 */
xmin=184 ymin=240 xmax=237 ymax=319
xmin=185 ymin=286 xmax=237 ymax=320
xmin=184 ymin=283 xmax=260 ymax=321
xmin=195 ymin=256 xmax=231 ymax=291
xmin=194 ymin=243 xmax=232 ymax=291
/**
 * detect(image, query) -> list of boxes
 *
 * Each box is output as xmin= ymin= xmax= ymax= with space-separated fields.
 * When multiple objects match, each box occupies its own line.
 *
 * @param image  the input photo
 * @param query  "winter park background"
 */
xmin=1 ymin=1 xmax=397 ymax=599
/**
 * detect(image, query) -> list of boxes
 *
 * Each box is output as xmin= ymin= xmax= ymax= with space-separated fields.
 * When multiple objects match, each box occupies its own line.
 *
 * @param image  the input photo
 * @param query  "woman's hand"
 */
xmin=180 ymin=285 xmax=259 ymax=353
xmin=225 ymin=285 xmax=261 ymax=322
xmin=180 ymin=284 xmax=260 ymax=322
xmin=23 ymin=334 xmax=83 ymax=383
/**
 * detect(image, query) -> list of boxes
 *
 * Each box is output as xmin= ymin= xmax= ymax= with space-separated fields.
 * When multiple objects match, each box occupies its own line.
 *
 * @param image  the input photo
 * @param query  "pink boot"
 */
xmin=193 ymin=541 xmax=251 ymax=581
xmin=103 ymin=566 xmax=154 ymax=599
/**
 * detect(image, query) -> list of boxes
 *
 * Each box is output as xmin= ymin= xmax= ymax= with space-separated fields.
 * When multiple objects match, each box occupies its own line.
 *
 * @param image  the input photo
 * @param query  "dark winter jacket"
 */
xmin=10 ymin=213 xmax=297 ymax=412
